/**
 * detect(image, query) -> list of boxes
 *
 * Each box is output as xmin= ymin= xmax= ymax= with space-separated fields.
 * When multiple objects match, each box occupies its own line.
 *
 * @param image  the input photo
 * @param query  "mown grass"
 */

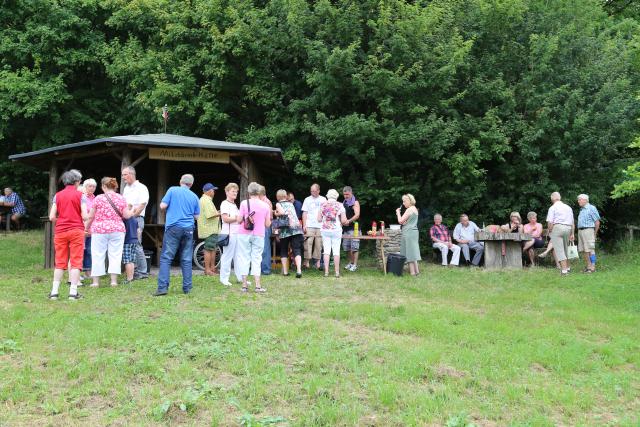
xmin=0 ymin=231 xmax=639 ymax=426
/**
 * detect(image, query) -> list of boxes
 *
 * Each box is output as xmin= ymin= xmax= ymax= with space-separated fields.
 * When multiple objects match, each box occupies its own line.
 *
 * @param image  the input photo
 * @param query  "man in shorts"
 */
xmin=197 ymin=183 xmax=221 ymax=276
xmin=341 ymin=186 xmax=361 ymax=271
xmin=122 ymin=216 xmax=139 ymax=284
xmin=577 ymin=194 xmax=601 ymax=273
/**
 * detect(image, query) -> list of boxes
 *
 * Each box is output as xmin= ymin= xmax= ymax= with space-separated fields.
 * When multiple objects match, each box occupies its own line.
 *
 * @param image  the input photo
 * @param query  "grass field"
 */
xmin=0 ymin=231 xmax=639 ymax=426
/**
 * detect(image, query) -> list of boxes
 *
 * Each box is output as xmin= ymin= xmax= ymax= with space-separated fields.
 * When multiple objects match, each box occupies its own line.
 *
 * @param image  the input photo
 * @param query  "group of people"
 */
xmin=162 ymin=181 xmax=363 ymax=295
xmin=47 ymin=168 xmax=150 ymax=300
xmin=46 ymin=164 xmax=601 ymax=300
xmin=421 ymin=192 xmax=601 ymax=276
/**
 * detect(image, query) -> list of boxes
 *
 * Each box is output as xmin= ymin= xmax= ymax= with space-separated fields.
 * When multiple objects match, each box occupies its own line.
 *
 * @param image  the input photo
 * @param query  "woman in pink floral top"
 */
xmin=317 ymin=189 xmax=348 ymax=278
xmin=85 ymin=177 xmax=133 ymax=287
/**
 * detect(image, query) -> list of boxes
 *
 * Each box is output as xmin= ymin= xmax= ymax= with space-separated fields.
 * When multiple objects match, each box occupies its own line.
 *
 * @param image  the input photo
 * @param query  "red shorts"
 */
xmin=54 ymin=229 xmax=85 ymax=270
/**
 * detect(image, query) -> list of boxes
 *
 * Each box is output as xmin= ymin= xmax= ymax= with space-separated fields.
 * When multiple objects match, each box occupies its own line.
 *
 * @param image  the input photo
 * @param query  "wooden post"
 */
xmin=45 ymin=160 xmax=58 ymax=269
xmin=156 ymin=160 xmax=168 ymax=224
xmin=120 ymin=148 xmax=132 ymax=194
xmin=48 ymin=160 xmax=58 ymax=211
xmin=239 ymin=157 xmax=250 ymax=200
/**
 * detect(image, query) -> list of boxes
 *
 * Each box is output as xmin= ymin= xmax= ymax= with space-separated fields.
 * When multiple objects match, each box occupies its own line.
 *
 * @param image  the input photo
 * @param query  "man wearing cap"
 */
xmin=197 ymin=183 xmax=221 ymax=276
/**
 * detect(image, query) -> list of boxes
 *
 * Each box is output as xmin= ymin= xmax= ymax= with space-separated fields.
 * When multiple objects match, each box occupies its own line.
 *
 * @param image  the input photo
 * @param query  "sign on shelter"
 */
xmin=148 ymin=147 xmax=230 ymax=163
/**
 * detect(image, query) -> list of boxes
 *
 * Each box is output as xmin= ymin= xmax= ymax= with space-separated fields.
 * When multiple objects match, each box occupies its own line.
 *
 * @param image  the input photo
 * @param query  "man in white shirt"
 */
xmin=546 ymin=192 xmax=575 ymax=276
xmin=453 ymin=214 xmax=484 ymax=266
xmin=302 ymin=183 xmax=327 ymax=269
xmin=122 ymin=166 xmax=150 ymax=279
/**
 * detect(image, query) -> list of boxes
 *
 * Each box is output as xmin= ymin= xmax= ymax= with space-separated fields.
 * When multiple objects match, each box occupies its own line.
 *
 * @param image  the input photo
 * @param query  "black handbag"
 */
xmin=216 ymin=233 xmax=229 ymax=247
xmin=243 ymin=196 xmax=254 ymax=231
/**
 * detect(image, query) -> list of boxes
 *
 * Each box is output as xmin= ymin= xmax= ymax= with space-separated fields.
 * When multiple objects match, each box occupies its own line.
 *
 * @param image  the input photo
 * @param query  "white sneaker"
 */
xmin=349 ymin=265 xmax=358 ymax=272
xmin=344 ymin=263 xmax=353 ymax=270
xmin=220 ymin=281 xmax=232 ymax=287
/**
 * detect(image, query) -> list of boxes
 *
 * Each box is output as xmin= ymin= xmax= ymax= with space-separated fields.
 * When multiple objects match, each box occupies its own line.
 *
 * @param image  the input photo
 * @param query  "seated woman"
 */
xmin=501 ymin=211 xmax=524 ymax=233
xmin=522 ymin=211 xmax=545 ymax=266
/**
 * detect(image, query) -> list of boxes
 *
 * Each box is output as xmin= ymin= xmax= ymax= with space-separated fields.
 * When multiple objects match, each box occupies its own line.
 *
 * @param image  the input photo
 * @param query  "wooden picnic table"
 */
xmin=341 ymin=234 xmax=390 ymax=274
xmin=0 ymin=204 xmax=12 ymax=231
xmin=475 ymin=231 xmax=532 ymax=270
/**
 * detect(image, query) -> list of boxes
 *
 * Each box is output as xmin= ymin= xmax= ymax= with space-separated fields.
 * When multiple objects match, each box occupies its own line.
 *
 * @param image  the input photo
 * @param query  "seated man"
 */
xmin=453 ymin=214 xmax=484 ymax=266
xmin=0 ymin=187 xmax=26 ymax=229
xmin=430 ymin=214 xmax=461 ymax=266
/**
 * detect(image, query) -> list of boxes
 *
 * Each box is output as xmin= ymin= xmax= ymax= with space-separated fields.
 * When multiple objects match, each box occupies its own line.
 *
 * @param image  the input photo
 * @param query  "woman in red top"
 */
xmin=85 ymin=177 xmax=133 ymax=287
xmin=48 ymin=169 xmax=88 ymax=300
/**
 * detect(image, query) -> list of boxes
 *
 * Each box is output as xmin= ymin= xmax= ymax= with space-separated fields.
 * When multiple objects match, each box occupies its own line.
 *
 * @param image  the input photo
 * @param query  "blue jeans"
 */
xmin=261 ymin=226 xmax=272 ymax=274
xmin=157 ymin=226 xmax=194 ymax=293
xmin=82 ymin=236 xmax=92 ymax=271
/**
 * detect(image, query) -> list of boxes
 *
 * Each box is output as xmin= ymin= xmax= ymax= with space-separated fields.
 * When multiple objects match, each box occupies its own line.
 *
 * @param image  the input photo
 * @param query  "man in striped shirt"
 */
xmin=430 ymin=214 xmax=461 ymax=267
xmin=577 ymin=194 xmax=601 ymax=273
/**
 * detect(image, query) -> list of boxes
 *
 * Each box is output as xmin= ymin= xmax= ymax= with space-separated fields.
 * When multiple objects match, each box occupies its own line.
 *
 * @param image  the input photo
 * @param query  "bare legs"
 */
xmin=523 ymin=240 xmax=536 ymax=266
xmin=281 ymin=256 xmax=303 ymax=276
xmin=408 ymin=261 xmax=420 ymax=275
xmin=204 ymin=249 xmax=217 ymax=275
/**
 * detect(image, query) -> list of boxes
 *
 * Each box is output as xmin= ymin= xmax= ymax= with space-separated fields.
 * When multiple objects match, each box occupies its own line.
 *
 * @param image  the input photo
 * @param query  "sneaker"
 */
xmin=152 ymin=291 xmax=168 ymax=297
xmin=68 ymin=293 xmax=83 ymax=300
xmin=121 ymin=279 xmax=133 ymax=285
xmin=89 ymin=283 xmax=99 ymax=288
xmin=48 ymin=293 xmax=58 ymax=300
xmin=220 ymin=281 xmax=233 ymax=287
xmin=349 ymin=265 xmax=358 ymax=272
xmin=344 ymin=263 xmax=353 ymax=271
xmin=296 ymin=272 xmax=302 ymax=279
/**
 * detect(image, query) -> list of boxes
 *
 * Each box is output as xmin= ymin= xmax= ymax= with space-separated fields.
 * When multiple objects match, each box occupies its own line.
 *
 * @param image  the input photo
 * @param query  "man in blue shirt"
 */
xmin=1 ymin=187 xmax=26 ymax=229
xmin=577 ymin=194 xmax=601 ymax=273
xmin=154 ymin=174 xmax=200 ymax=296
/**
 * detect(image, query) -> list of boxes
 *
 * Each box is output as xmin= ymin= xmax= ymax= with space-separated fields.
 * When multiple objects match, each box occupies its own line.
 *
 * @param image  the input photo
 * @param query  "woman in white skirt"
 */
xmin=85 ymin=177 xmax=133 ymax=287
xmin=219 ymin=183 xmax=244 ymax=287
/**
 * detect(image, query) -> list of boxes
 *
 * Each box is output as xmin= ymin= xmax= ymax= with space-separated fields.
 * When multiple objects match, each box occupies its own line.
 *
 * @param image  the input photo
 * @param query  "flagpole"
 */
xmin=162 ymin=104 xmax=168 ymax=133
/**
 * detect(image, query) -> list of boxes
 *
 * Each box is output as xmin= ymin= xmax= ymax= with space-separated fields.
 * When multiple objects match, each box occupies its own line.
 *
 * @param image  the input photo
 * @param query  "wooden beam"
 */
xmin=130 ymin=151 xmax=148 ymax=168
xmin=229 ymin=157 xmax=248 ymax=179
xmin=156 ymin=160 xmax=168 ymax=224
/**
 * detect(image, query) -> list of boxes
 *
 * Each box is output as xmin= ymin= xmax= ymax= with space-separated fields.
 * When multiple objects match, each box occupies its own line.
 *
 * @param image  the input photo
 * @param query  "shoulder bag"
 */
xmin=243 ymin=196 xmax=255 ymax=231
xmin=105 ymin=194 xmax=125 ymax=221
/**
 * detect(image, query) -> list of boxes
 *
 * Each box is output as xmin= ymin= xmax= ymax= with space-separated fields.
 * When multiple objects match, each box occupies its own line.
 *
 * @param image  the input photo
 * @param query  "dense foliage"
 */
xmin=1 ymin=0 xmax=639 ymax=228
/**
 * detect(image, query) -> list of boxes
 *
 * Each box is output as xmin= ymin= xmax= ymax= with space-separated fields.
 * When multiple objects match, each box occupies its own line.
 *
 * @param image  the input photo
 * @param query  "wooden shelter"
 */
xmin=9 ymin=133 xmax=286 ymax=267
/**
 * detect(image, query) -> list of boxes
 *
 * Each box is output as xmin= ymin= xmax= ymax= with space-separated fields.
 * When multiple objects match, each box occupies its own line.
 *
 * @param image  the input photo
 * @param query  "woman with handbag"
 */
xmin=219 ymin=183 xmax=244 ymax=287
xmin=85 ymin=177 xmax=134 ymax=287
xmin=236 ymin=182 xmax=271 ymax=292
xmin=274 ymin=189 xmax=304 ymax=278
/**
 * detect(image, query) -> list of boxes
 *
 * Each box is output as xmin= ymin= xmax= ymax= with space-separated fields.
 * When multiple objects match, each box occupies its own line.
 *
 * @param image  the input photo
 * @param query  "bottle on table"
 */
xmin=372 ymin=221 xmax=377 ymax=235
xmin=354 ymin=222 xmax=359 ymax=237
xmin=380 ymin=221 xmax=385 ymax=235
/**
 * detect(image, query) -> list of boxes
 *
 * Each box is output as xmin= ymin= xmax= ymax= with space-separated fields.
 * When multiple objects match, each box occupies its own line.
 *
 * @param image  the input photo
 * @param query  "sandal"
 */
xmin=241 ymin=287 xmax=248 ymax=293
xmin=255 ymin=287 xmax=266 ymax=293
xmin=324 ymin=273 xmax=329 ymax=278
xmin=335 ymin=274 xmax=340 ymax=278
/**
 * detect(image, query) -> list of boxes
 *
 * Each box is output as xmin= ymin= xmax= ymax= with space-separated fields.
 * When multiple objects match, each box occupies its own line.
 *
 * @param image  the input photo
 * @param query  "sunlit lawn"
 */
xmin=0 ymin=231 xmax=639 ymax=426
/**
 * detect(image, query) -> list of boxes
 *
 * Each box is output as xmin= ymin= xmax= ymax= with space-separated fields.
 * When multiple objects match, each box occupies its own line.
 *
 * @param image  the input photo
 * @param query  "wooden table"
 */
xmin=0 ymin=205 xmax=12 ymax=232
xmin=475 ymin=231 xmax=532 ymax=270
xmin=341 ymin=234 xmax=390 ymax=274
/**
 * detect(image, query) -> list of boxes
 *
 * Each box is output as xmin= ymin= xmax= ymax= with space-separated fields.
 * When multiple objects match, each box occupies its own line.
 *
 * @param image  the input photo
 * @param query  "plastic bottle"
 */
xmin=380 ymin=221 xmax=385 ymax=235
xmin=354 ymin=222 xmax=359 ymax=237
xmin=372 ymin=221 xmax=377 ymax=234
